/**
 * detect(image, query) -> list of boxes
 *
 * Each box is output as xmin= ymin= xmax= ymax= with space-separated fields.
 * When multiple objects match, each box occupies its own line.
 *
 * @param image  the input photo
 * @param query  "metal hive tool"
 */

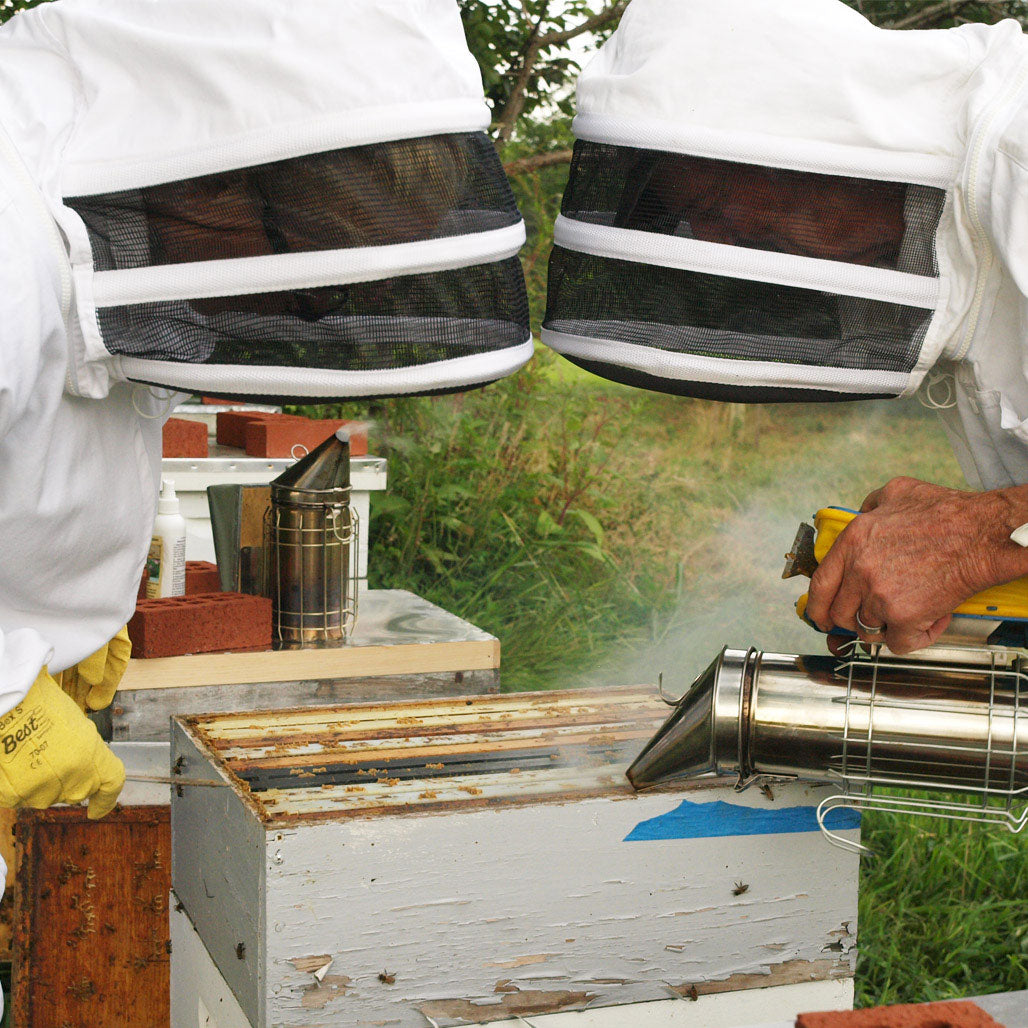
xmin=627 ymin=643 xmax=1028 ymax=853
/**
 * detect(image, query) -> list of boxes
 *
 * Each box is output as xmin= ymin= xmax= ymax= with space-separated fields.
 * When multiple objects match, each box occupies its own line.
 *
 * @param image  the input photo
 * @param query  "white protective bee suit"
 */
xmin=0 ymin=0 xmax=528 ymax=991
xmin=542 ymin=0 xmax=1028 ymax=492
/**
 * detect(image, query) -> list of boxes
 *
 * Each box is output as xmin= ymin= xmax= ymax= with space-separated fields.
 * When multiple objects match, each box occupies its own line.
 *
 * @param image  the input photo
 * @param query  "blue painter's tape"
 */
xmin=624 ymin=799 xmax=860 ymax=842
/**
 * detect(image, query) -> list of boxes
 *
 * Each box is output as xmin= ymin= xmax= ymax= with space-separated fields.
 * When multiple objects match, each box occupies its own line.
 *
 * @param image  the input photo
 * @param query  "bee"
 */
xmin=732 ymin=881 xmax=749 ymax=896
xmin=378 ymin=970 xmax=396 ymax=985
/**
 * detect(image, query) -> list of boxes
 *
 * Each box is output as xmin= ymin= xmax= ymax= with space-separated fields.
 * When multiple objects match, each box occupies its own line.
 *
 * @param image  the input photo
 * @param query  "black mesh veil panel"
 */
xmin=69 ymin=133 xmax=521 ymax=271
xmin=562 ymin=142 xmax=945 ymax=276
xmin=543 ymin=139 xmax=947 ymax=402
xmin=546 ymin=248 xmax=933 ymax=371
xmin=98 ymin=257 xmax=529 ymax=369
xmin=65 ymin=132 xmax=530 ymax=398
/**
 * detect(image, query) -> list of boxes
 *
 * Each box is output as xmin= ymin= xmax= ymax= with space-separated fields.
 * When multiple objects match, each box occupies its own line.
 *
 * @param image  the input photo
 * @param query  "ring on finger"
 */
xmin=855 ymin=610 xmax=885 ymax=636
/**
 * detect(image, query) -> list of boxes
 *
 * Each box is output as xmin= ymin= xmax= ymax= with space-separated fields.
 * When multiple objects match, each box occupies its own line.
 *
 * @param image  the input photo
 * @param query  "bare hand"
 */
xmin=806 ymin=477 xmax=1028 ymax=654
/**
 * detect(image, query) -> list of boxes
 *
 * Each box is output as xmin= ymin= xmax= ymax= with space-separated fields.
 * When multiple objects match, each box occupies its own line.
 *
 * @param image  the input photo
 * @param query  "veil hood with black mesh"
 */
xmin=542 ymin=0 xmax=1028 ymax=403
xmin=0 ymin=0 xmax=530 ymax=401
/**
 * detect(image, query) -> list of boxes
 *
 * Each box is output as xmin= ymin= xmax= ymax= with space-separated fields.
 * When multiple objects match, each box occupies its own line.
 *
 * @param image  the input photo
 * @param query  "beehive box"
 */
xmin=115 ymin=589 xmax=500 ymax=741
xmin=171 ymin=689 xmax=859 ymax=1028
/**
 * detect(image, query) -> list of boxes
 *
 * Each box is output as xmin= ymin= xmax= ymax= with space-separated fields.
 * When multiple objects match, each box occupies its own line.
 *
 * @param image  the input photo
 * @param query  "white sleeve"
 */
xmin=0 ymin=193 xmax=47 ymax=443
xmin=985 ymin=101 xmax=1028 ymax=303
xmin=0 ymin=177 xmax=64 ymax=713
xmin=0 ymin=630 xmax=51 ymax=714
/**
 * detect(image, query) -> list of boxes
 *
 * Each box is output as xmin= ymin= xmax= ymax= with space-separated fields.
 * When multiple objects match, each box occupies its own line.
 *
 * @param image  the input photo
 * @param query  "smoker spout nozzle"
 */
xmin=627 ymin=649 xmax=742 ymax=790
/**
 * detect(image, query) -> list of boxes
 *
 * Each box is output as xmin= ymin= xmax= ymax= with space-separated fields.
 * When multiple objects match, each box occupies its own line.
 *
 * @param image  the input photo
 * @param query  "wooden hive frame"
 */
xmin=180 ymin=687 xmax=666 ymax=824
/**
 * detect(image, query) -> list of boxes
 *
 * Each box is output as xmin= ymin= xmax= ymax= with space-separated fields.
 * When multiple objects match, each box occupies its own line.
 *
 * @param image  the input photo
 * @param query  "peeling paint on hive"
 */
xmin=171 ymin=689 xmax=860 ymax=1028
xmin=419 ymin=989 xmax=597 ymax=1022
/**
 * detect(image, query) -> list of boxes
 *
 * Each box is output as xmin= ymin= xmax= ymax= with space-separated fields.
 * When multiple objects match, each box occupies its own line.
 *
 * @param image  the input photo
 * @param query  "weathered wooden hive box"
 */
xmin=116 ymin=589 xmax=500 ymax=741
xmin=171 ymin=689 xmax=858 ymax=1028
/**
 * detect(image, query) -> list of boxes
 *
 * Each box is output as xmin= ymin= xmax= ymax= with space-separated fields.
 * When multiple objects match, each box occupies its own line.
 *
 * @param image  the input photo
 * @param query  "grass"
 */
xmin=857 ymin=806 xmax=1028 ymax=1005
xmin=306 ymin=355 xmax=1028 ymax=1008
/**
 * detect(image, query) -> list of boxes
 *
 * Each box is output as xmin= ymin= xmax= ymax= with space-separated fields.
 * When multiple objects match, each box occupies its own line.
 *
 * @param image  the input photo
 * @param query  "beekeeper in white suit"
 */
xmin=543 ymin=0 xmax=1028 ymax=655
xmin=0 ymin=0 xmax=528 ymax=1008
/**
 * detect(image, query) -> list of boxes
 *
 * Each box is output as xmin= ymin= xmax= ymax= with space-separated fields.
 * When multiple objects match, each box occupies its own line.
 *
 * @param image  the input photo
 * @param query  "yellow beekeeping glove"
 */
xmin=0 ymin=669 xmax=125 ymax=819
xmin=55 ymin=625 xmax=131 ymax=712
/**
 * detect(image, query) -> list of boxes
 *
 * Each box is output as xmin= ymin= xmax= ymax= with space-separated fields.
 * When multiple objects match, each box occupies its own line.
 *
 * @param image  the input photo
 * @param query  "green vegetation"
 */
xmin=321 ymin=360 xmax=966 ymax=692
xmin=858 ymin=806 xmax=1028 ymax=1006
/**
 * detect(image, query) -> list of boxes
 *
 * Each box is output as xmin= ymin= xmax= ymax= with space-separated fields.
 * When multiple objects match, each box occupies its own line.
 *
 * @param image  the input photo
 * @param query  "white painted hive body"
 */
xmin=170 ymin=690 xmax=859 ymax=1028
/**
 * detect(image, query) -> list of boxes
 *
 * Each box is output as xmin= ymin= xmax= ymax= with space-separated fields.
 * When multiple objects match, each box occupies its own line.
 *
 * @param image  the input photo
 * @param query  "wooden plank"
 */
xmin=13 ymin=806 xmax=171 ymax=1028
xmin=674 ymin=958 xmax=853 ymax=998
xmin=192 ymin=685 xmax=657 ymax=739
xmin=175 ymin=688 xmax=670 ymax=824
xmin=119 ymin=637 xmax=500 ymax=691
xmin=112 ymin=668 xmax=499 ymax=743
xmin=170 ymin=896 xmax=251 ymax=1028
xmin=171 ymin=693 xmax=860 ymax=1027
xmin=416 ymin=957 xmax=852 ymax=1021
xmin=171 ymin=896 xmax=857 ymax=1028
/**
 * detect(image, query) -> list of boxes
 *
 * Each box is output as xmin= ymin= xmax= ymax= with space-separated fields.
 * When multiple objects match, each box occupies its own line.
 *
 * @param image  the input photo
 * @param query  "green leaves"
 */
xmin=0 ymin=0 xmax=52 ymax=23
xmin=535 ymin=509 xmax=561 ymax=538
xmin=458 ymin=0 xmax=624 ymax=136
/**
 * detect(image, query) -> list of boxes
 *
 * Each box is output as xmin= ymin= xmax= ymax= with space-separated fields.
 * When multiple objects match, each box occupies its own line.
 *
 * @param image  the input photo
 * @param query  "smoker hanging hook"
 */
xmin=657 ymin=671 xmax=683 ymax=706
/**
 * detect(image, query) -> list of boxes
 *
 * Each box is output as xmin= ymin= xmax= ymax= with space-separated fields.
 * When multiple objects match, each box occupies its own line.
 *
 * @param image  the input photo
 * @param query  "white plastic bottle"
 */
xmin=146 ymin=478 xmax=187 ymax=598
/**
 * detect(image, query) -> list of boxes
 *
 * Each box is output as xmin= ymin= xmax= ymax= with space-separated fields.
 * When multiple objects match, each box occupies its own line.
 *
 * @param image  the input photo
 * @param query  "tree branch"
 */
xmin=534 ymin=0 xmax=628 ymax=48
xmin=495 ymin=3 xmax=551 ymax=144
xmin=493 ymin=0 xmax=627 ymax=143
xmin=884 ymin=0 xmax=976 ymax=30
xmin=503 ymin=149 xmax=574 ymax=175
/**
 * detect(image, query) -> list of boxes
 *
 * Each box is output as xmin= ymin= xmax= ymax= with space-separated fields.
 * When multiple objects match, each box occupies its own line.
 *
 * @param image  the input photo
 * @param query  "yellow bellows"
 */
xmin=811 ymin=506 xmax=1028 ymax=621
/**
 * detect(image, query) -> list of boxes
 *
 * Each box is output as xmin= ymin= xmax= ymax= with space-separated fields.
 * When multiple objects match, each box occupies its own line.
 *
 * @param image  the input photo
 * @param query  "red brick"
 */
xmin=162 ymin=417 xmax=208 ymax=458
xmin=796 ymin=1000 xmax=1002 ymax=1028
xmin=243 ymin=418 xmax=368 ymax=458
xmin=216 ymin=411 xmax=369 ymax=456
xmin=137 ymin=567 xmax=149 ymax=601
xmin=185 ymin=561 xmax=222 ymax=594
xmin=201 ymin=396 xmax=234 ymax=404
xmin=128 ymin=592 xmax=271 ymax=658
xmin=215 ymin=410 xmax=284 ymax=448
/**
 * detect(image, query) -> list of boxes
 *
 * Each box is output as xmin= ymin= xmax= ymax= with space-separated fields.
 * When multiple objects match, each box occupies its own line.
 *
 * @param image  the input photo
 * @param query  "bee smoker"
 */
xmin=627 ymin=644 xmax=1028 ymax=851
xmin=264 ymin=428 xmax=359 ymax=649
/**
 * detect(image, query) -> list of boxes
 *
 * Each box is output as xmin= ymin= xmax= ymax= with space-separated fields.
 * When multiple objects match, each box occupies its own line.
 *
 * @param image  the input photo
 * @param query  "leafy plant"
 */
xmin=330 ymin=353 xmax=671 ymax=692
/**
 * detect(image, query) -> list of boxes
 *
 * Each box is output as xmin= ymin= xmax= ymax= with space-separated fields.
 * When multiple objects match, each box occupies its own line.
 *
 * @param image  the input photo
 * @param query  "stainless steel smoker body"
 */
xmin=265 ymin=428 xmax=358 ymax=648
xmin=628 ymin=645 xmax=1028 ymax=850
